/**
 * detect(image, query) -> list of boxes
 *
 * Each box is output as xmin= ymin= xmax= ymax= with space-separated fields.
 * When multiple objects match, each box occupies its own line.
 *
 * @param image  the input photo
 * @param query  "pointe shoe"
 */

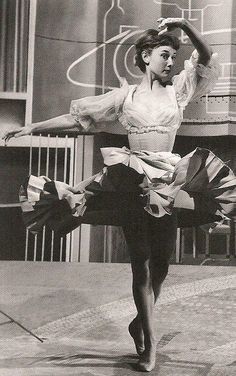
xmin=128 ymin=320 xmax=145 ymax=355
xmin=137 ymin=354 xmax=156 ymax=372
xmin=136 ymin=344 xmax=156 ymax=372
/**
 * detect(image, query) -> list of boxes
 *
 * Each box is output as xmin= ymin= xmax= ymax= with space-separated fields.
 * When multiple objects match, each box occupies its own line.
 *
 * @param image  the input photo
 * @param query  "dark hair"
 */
xmin=134 ymin=29 xmax=180 ymax=73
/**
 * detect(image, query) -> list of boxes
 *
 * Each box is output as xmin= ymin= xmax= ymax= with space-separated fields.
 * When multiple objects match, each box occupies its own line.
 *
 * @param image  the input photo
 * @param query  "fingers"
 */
xmin=156 ymin=17 xmax=183 ymax=33
xmin=2 ymin=131 xmax=13 ymax=140
xmin=157 ymin=17 xmax=165 ymax=24
xmin=156 ymin=17 xmax=166 ymax=30
xmin=2 ymin=127 xmax=30 ymax=142
xmin=2 ymin=129 xmax=20 ymax=141
xmin=156 ymin=18 xmax=170 ymax=34
xmin=2 ymin=132 xmax=14 ymax=145
xmin=158 ymin=28 xmax=168 ymax=35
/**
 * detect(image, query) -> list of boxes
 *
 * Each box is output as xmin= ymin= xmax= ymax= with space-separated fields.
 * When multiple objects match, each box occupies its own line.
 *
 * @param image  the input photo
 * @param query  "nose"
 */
xmin=167 ymin=56 xmax=174 ymax=67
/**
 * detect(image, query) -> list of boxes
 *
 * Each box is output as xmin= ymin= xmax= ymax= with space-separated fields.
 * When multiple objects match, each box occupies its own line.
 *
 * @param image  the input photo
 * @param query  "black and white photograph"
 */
xmin=0 ymin=0 xmax=236 ymax=375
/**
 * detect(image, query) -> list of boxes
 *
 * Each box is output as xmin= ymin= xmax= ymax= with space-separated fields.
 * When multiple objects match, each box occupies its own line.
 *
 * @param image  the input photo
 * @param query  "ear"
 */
xmin=141 ymin=50 xmax=150 ymax=65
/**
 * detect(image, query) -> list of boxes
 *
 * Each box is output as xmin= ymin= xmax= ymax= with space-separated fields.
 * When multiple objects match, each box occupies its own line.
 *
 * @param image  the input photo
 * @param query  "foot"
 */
xmin=136 ymin=342 xmax=156 ymax=372
xmin=128 ymin=318 xmax=145 ymax=355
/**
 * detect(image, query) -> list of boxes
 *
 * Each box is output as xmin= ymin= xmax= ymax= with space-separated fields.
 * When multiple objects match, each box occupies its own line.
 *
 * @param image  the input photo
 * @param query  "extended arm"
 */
xmin=157 ymin=17 xmax=212 ymax=65
xmin=28 ymin=114 xmax=77 ymax=132
xmin=3 ymin=113 xmax=77 ymax=143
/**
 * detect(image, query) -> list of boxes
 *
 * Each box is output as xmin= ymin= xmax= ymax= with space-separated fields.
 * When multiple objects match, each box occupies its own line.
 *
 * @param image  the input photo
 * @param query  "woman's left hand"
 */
xmin=156 ymin=17 xmax=185 ymax=34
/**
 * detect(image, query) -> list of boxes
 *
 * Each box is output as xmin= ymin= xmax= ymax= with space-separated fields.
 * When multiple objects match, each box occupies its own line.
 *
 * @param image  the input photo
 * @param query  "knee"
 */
xmin=151 ymin=258 xmax=169 ymax=284
xmin=132 ymin=259 xmax=151 ymax=286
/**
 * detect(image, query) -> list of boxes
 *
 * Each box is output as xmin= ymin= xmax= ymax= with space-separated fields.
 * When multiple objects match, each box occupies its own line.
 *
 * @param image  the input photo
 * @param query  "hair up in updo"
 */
xmin=134 ymin=29 xmax=180 ymax=73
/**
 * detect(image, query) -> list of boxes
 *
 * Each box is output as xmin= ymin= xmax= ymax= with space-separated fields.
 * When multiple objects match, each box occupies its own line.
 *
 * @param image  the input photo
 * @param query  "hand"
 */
xmin=156 ymin=17 xmax=185 ymax=35
xmin=2 ymin=125 xmax=32 ymax=144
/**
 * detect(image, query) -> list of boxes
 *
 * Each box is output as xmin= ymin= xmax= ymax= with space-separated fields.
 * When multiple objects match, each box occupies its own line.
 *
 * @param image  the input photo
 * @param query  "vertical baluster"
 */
xmin=25 ymin=229 xmax=29 ymax=261
xmin=103 ymin=226 xmax=108 ymax=262
xmin=37 ymin=134 xmax=42 ymax=176
xmin=69 ymin=136 xmax=80 ymax=262
xmin=205 ymin=233 xmax=210 ymax=257
xmin=175 ymin=228 xmax=181 ymax=264
xmin=226 ymin=233 xmax=230 ymax=258
xmin=78 ymin=135 xmax=92 ymax=263
xmin=55 ymin=136 xmax=64 ymax=261
xmin=60 ymin=237 xmax=63 ymax=262
xmin=29 ymin=133 xmax=33 ymax=175
xmin=46 ymin=134 xmax=50 ymax=177
xmin=41 ymin=226 xmax=45 ymax=261
xmin=63 ymin=135 xmax=68 ymax=183
xmin=54 ymin=135 xmax=58 ymax=180
xmin=37 ymin=135 xmax=42 ymax=261
xmin=39 ymin=135 xmax=48 ymax=262
xmin=64 ymin=135 xmax=71 ymax=262
xmin=232 ymin=219 xmax=236 ymax=258
xmin=50 ymin=231 xmax=54 ymax=262
xmin=46 ymin=134 xmax=54 ymax=261
xmin=33 ymin=234 xmax=37 ymax=262
xmin=192 ymin=227 xmax=198 ymax=259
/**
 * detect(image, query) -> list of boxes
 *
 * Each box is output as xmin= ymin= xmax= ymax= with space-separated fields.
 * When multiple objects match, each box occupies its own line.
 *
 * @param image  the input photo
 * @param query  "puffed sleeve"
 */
xmin=70 ymin=79 xmax=129 ymax=132
xmin=172 ymin=49 xmax=220 ymax=109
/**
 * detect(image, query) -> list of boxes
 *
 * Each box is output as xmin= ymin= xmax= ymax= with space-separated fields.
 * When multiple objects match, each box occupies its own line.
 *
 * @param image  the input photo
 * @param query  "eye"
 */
xmin=161 ymin=54 xmax=169 ymax=60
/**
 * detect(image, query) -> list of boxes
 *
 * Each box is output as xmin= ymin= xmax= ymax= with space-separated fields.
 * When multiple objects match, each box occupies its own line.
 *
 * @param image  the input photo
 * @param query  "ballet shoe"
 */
xmin=136 ymin=343 xmax=157 ymax=372
xmin=136 ymin=353 xmax=156 ymax=372
xmin=128 ymin=320 xmax=145 ymax=355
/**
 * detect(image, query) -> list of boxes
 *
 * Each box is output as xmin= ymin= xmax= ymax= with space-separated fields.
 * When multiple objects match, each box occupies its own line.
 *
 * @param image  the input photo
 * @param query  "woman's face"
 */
xmin=143 ymin=45 xmax=177 ymax=80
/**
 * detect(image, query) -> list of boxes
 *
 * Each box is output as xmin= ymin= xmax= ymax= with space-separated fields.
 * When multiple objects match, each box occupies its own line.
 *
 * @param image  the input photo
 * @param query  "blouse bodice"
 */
xmin=70 ymin=50 xmax=219 ymax=152
xmin=120 ymin=83 xmax=179 ymax=151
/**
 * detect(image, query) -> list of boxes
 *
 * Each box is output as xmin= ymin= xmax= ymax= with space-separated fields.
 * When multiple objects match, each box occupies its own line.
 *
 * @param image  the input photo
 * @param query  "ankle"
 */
xmin=144 ymin=336 xmax=156 ymax=349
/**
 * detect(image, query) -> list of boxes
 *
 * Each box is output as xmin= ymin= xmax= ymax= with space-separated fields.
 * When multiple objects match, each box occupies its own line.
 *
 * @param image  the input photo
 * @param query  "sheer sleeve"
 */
xmin=70 ymin=79 xmax=129 ymax=132
xmin=172 ymin=49 xmax=220 ymax=109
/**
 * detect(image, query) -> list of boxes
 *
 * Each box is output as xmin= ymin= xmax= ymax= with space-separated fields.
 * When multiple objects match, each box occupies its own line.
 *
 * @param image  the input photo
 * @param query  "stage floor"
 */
xmin=1 ymin=261 xmax=236 ymax=375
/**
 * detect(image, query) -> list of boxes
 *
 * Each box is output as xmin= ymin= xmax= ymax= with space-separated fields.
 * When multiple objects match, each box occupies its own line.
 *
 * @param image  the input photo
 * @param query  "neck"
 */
xmin=140 ymin=74 xmax=164 ymax=91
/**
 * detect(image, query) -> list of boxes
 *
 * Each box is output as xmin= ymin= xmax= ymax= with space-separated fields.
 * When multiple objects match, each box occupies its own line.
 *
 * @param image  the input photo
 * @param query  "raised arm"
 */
xmin=3 ymin=113 xmax=77 ymax=143
xmin=157 ymin=17 xmax=212 ymax=65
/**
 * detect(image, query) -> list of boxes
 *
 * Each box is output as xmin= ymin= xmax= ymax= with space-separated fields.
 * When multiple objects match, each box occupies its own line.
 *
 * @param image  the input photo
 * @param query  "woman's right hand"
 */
xmin=2 ymin=125 xmax=32 ymax=144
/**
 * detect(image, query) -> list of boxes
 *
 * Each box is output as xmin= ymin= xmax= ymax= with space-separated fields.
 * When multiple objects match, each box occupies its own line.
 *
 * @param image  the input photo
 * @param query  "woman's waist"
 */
xmin=128 ymin=131 xmax=176 ymax=153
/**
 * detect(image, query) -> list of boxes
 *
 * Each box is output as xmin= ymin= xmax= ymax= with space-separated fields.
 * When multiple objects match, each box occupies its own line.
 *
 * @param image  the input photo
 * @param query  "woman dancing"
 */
xmin=4 ymin=18 xmax=236 ymax=372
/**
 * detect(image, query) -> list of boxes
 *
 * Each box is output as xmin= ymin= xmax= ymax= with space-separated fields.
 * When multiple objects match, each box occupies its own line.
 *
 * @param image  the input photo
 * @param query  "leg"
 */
xmin=123 ymin=216 xmax=156 ymax=371
xmin=126 ymin=213 xmax=177 ymax=371
xmin=150 ymin=212 xmax=177 ymax=303
xmin=137 ymin=213 xmax=176 ymax=371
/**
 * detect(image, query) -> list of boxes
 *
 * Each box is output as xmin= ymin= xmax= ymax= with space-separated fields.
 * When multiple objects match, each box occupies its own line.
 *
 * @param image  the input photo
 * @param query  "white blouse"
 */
xmin=70 ymin=50 xmax=219 ymax=153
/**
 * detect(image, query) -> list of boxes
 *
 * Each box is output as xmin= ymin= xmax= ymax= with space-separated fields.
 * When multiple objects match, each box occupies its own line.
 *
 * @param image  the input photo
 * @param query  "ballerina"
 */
xmin=3 ymin=17 xmax=236 ymax=372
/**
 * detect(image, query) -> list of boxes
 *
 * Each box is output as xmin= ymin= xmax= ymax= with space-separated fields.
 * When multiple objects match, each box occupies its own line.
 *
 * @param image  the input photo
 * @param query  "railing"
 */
xmin=25 ymin=134 xmax=74 ymax=262
xmin=1 ymin=132 xmax=96 ymax=262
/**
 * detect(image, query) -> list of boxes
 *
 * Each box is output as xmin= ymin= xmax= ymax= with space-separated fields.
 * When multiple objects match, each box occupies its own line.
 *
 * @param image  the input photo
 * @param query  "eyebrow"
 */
xmin=161 ymin=49 xmax=177 ymax=55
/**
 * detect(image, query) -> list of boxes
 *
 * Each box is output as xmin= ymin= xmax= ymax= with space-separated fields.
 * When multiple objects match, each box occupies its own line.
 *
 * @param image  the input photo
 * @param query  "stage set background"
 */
xmin=16 ymin=0 xmax=236 ymax=260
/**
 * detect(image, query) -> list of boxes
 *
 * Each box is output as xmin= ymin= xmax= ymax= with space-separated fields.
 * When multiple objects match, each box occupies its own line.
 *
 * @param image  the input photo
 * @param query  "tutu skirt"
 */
xmin=19 ymin=147 xmax=236 ymax=236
